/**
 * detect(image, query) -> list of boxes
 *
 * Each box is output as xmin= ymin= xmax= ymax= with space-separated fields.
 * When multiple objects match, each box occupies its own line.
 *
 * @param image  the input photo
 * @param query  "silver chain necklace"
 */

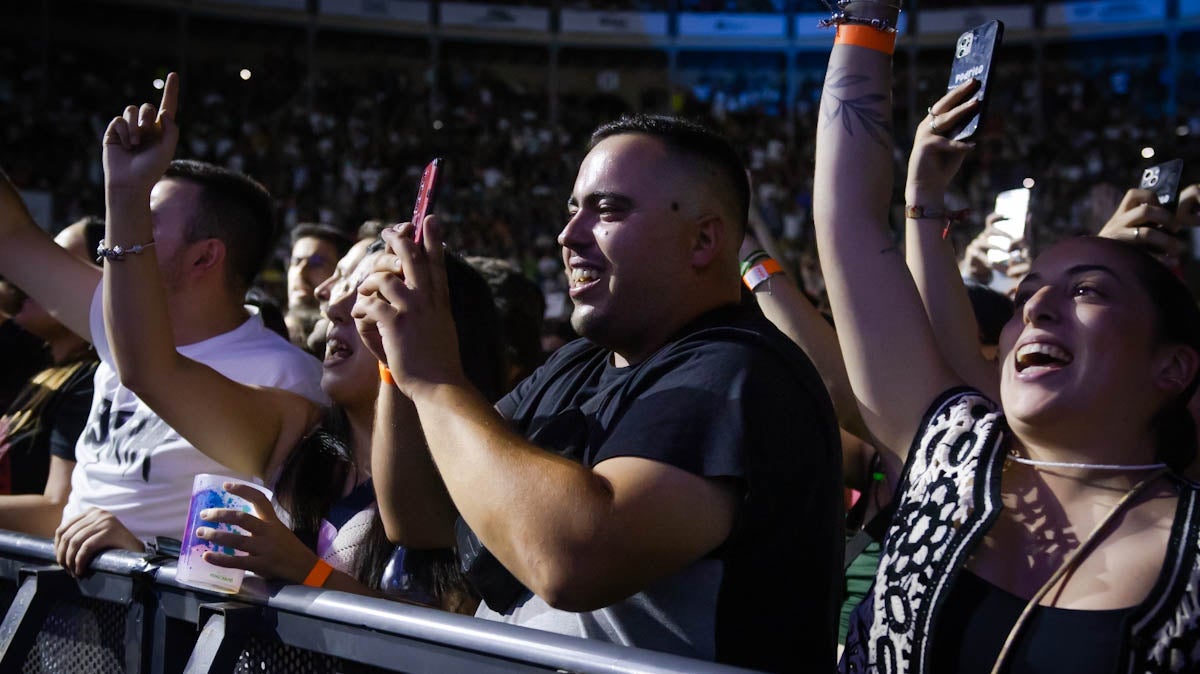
xmin=1007 ymin=453 xmax=1167 ymax=471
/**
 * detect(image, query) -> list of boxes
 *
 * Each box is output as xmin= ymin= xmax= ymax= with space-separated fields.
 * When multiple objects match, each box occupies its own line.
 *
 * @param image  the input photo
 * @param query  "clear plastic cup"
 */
xmin=176 ymin=473 xmax=271 ymax=594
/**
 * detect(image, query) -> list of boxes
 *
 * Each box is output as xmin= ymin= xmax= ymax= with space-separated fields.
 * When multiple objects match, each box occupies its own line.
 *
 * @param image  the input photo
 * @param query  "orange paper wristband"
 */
xmin=743 ymin=257 xmax=784 ymax=291
xmin=303 ymin=558 xmax=334 ymax=588
xmin=378 ymin=362 xmax=395 ymax=386
xmin=835 ymin=24 xmax=897 ymax=56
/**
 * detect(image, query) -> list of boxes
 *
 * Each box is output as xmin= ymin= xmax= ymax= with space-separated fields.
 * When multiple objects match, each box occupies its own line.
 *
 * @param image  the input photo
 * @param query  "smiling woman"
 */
xmin=1001 ymin=238 xmax=1200 ymax=473
xmin=813 ymin=15 xmax=1200 ymax=674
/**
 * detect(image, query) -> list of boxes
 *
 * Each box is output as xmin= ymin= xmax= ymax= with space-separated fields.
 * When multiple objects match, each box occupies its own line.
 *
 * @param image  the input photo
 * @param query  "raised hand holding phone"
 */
xmin=1140 ymin=159 xmax=1184 ymax=212
xmin=1113 ymin=159 xmax=1187 ymax=265
xmin=944 ymin=21 xmax=1003 ymax=142
xmin=910 ymin=80 xmax=981 ymax=196
xmin=356 ymin=213 xmax=465 ymax=401
xmin=1099 ymin=185 xmax=1186 ymax=265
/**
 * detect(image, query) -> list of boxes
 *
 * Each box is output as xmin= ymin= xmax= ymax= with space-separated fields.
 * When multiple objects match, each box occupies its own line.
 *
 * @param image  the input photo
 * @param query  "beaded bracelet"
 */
xmin=818 ymin=0 xmax=902 ymax=33
xmin=96 ymin=239 xmax=156 ymax=263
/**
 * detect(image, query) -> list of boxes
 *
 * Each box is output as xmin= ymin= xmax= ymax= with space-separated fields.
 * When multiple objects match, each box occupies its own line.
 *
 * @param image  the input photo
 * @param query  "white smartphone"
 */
xmin=985 ymin=187 xmax=1031 ymax=266
xmin=993 ymin=188 xmax=1030 ymax=241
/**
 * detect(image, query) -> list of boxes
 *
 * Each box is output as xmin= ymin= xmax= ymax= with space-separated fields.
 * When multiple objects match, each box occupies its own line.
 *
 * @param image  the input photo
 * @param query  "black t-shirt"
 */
xmin=0 ymin=319 xmax=50 ymax=412
xmin=494 ymin=302 xmax=843 ymax=671
xmin=0 ymin=358 xmax=97 ymax=494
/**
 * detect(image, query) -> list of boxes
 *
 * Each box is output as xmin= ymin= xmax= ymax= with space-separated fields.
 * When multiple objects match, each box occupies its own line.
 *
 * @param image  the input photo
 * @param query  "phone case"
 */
xmin=1139 ymin=158 xmax=1184 ymax=212
xmin=947 ymin=20 xmax=1004 ymax=141
xmin=412 ymin=158 xmax=443 ymax=244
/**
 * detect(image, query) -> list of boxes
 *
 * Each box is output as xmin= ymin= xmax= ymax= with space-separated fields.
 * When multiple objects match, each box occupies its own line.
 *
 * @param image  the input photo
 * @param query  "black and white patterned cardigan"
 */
xmin=840 ymin=388 xmax=1200 ymax=674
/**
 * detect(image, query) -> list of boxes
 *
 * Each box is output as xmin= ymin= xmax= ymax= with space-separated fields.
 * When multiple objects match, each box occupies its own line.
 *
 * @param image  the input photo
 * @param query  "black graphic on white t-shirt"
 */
xmin=80 ymin=397 xmax=174 ymax=481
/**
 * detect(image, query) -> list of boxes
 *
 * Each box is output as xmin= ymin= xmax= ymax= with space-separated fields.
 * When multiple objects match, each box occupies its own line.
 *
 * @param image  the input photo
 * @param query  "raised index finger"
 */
xmin=159 ymin=72 xmax=180 ymax=123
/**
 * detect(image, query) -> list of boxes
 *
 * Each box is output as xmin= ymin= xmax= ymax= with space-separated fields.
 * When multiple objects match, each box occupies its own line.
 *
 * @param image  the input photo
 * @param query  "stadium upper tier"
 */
xmin=77 ymin=0 xmax=1200 ymax=49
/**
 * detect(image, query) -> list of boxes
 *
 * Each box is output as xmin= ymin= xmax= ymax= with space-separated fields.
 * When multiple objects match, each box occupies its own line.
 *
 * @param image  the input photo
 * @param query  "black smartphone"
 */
xmin=1139 ymin=158 xmax=1184 ymax=212
xmin=412 ymin=158 xmax=443 ymax=244
xmin=946 ymin=20 xmax=1004 ymax=142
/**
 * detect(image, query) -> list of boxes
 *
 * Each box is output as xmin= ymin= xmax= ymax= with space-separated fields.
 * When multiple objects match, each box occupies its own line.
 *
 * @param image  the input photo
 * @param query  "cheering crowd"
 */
xmin=4 ymin=2 xmax=1200 ymax=672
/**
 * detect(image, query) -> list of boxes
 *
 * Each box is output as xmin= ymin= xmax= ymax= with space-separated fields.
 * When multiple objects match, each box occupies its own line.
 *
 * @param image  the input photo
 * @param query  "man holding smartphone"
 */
xmin=355 ymin=116 xmax=842 ymax=671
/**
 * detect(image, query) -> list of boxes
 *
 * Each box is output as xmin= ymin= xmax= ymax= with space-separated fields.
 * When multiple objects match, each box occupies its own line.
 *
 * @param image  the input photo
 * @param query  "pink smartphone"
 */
xmin=412 ymin=158 xmax=443 ymax=244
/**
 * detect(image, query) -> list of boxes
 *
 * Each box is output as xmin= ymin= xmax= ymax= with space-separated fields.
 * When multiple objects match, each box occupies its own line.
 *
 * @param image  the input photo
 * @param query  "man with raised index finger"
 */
xmin=0 ymin=73 xmax=326 ymax=574
xmin=355 ymin=115 xmax=842 ymax=671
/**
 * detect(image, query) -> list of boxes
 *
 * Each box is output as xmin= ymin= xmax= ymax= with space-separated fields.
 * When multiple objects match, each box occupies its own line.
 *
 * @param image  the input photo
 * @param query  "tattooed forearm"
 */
xmin=822 ymin=68 xmax=892 ymax=148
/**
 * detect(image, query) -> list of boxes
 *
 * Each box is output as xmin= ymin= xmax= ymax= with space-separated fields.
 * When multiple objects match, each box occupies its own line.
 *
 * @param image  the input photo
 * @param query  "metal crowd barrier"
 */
xmin=0 ymin=531 xmax=761 ymax=674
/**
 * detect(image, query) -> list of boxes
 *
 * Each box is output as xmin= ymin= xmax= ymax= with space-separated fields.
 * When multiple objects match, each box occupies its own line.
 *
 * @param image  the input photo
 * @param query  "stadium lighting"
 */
xmin=1179 ymin=125 xmax=1191 ymax=137
xmin=152 ymin=78 xmax=165 ymax=90
xmin=239 ymin=69 xmax=252 ymax=81
xmin=1141 ymin=147 xmax=1155 ymax=159
xmin=1022 ymin=177 xmax=1035 ymax=189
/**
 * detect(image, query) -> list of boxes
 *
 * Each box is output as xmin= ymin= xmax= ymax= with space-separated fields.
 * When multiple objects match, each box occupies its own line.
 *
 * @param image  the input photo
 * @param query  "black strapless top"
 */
xmin=931 ymin=570 xmax=1133 ymax=674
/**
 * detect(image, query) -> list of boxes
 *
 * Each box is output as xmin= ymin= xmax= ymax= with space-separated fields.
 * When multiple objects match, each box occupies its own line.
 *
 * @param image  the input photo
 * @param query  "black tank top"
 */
xmin=931 ymin=570 xmax=1132 ymax=674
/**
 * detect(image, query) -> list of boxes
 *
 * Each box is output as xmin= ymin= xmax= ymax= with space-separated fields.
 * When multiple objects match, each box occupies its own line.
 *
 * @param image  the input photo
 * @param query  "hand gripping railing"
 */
xmin=0 ymin=530 xmax=762 ymax=674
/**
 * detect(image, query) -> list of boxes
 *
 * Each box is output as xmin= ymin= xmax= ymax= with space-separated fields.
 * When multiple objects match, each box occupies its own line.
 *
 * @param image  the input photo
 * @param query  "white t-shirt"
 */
xmin=62 ymin=286 xmax=329 ymax=541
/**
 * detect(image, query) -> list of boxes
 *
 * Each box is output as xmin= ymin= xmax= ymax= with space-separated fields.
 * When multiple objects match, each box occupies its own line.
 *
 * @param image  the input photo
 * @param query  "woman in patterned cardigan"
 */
xmin=813 ymin=6 xmax=1200 ymax=673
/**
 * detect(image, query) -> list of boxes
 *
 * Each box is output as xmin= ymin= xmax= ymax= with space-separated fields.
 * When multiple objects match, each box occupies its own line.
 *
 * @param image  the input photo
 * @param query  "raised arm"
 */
xmin=0 ymin=172 xmax=100 ymax=341
xmin=741 ymin=217 xmax=875 ymax=444
xmin=903 ymin=81 xmax=1000 ymax=399
xmin=100 ymin=73 xmax=315 ymax=479
xmin=369 ymin=380 xmax=460 ymax=548
xmin=813 ymin=14 xmax=961 ymax=465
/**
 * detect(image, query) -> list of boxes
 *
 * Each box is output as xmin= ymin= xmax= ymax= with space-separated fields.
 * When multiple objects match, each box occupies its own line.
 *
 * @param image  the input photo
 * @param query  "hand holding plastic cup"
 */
xmin=176 ymin=473 xmax=271 ymax=594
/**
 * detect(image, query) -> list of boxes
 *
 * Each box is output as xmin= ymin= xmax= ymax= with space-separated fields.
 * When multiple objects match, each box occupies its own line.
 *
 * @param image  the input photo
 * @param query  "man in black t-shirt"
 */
xmin=356 ymin=115 xmax=842 ymax=671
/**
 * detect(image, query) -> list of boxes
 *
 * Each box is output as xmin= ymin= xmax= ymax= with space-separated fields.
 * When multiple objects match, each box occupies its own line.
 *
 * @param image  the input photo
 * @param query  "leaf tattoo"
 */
xmin=822 ymin=68 xmax=892 ymax=148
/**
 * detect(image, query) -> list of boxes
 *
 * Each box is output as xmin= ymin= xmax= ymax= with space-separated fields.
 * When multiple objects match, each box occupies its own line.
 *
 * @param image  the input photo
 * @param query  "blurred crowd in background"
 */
xmin=3 ymin=0 xmax=1198 ymax=319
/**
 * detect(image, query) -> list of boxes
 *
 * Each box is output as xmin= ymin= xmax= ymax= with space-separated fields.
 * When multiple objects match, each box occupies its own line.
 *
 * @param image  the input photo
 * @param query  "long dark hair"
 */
xmin=274 ymin=408 xmax=393 ymax=589
xmin=1090 ymin=237 xmax=1200 ymax=472
xmin=273 ymin=251 xmax=507 ymax=595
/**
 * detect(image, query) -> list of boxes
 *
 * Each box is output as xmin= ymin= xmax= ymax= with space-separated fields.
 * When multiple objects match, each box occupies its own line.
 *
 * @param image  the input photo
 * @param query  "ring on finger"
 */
xmin=927 ymin=106 xmax=941 ymax=133
xmin=1134 ymin=226 xmax=1143 ymax=243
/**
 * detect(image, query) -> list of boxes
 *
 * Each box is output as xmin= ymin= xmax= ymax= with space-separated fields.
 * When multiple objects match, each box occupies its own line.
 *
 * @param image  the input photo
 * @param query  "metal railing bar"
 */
xmin=0 ymin=530 xmax=762 ymax=674
xmin=271 ymin=610 xmax=549 ymax=673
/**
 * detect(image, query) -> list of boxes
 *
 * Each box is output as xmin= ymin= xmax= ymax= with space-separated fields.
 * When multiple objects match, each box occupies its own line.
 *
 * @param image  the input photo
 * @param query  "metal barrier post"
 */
xmin=0 ymin=566 xmax=77 ymax=669
xmin=183 ymin=602 xmax=262 ymax=674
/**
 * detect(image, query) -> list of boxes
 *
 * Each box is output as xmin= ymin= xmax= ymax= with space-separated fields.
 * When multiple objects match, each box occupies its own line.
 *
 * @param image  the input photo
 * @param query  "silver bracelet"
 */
xmin=96 ymin=239 xmax=156 ymax=262
xmin=818 ymin=0 xmax=903 ymax=32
